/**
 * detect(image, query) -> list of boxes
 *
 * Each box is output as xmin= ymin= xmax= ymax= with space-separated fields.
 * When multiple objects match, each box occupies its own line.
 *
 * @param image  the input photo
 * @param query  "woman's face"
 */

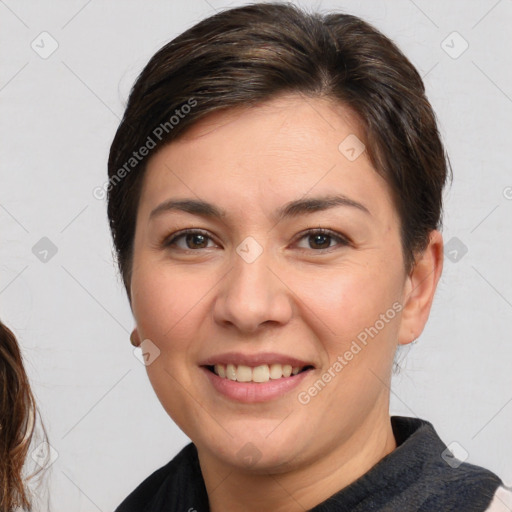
xmin=130 ymin=94 xmax=428 ymax=472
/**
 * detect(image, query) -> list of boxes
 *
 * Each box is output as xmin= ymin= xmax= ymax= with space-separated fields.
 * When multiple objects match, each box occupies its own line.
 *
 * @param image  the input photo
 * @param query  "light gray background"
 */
xmin=1 ymin=0 xmax=511 ymax=510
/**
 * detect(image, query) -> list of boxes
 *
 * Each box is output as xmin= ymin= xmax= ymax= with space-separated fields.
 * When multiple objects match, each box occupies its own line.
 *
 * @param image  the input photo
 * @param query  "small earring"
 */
xmin=130 ymin=331 xmax=140 ymax=347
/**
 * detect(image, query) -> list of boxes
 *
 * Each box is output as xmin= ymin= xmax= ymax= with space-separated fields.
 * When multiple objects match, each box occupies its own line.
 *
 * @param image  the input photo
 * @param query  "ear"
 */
xmin=398 ymin=230 xmax=444 ymax=346
xmin=130 ymin=328 xmax=141 ymax=347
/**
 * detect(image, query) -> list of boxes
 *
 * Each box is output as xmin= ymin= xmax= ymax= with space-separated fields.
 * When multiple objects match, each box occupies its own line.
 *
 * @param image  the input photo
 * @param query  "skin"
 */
xmin=129 ymin=93 xmax=443 ymax=511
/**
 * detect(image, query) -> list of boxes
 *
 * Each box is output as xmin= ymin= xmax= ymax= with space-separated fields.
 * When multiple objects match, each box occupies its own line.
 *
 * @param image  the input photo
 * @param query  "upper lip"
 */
xmin=199 ymin=352 xmax=315 ymax=368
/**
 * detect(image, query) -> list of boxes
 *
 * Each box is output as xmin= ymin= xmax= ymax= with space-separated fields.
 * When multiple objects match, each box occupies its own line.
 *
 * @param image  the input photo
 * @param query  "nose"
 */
xmin=213 ymin=246 xmax=293 ymax=334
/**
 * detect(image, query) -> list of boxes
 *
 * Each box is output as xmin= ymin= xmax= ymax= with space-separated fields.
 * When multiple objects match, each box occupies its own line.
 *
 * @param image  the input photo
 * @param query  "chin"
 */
xmin=198 ymin=419 xmax=311 ymax=473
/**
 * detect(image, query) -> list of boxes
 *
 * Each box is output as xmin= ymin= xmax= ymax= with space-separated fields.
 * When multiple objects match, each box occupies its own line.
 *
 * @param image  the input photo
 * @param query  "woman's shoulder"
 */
xmin=312 ymin=416 xmax=505 ymax=512
xmin=394 ymin=416 xmax=505 ymax=505
xmin=391 ymin=416 xmax=507 ymax=511
xmin=485 ymin=485 xmax=512 ymax=511
xmin=114 ymin=442 xmax=209 ymax=512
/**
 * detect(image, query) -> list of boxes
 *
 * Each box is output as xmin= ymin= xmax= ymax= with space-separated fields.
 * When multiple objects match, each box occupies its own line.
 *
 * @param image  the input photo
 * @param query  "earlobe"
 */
xmin=130 ymin=328 xmax=141 ymax=347
xmin=398 ymin=230 xmax=444 ymax=346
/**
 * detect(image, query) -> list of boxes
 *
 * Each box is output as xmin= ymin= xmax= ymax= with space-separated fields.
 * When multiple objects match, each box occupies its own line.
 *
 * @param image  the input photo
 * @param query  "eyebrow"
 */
xmin=149 ymin=194 xmax=371 ymax=221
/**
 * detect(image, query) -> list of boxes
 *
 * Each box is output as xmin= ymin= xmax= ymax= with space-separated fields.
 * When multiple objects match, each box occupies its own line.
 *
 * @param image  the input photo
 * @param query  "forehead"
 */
xmin=138 ymin=94 xmax=397 ymax=223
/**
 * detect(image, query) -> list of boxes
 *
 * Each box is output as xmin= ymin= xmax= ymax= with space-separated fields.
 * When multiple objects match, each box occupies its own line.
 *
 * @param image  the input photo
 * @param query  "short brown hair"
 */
xmin=108 ymin=2 xmax=450 ymax=294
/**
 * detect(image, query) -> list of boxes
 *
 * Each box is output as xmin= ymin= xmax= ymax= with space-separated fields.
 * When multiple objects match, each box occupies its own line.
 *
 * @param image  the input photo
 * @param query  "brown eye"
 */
xmin=184 ymin=233 xmax=209 ymax=249
xmin=164 ymin=229 xmax=216 ymax=250
xmin=295 ymin=229 xmax=349 ymax=251
xmin=308 ymin=233 xmax=332 ymax=249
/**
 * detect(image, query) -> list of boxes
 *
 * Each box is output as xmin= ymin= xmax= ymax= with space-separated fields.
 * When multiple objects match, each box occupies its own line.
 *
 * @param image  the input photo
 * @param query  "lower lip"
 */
xmin=201 ymin=367 xmax=312 ymax=403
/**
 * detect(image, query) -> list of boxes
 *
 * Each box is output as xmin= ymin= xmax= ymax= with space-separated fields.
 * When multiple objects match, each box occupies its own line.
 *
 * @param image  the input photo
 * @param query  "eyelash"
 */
xmin=162 ymin=228 xmax=351 ymax=253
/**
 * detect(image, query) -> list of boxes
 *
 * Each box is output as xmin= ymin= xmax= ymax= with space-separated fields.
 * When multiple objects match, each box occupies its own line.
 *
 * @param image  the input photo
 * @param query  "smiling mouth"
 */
xmin=205 ymin=363 xmax=315 ymax=383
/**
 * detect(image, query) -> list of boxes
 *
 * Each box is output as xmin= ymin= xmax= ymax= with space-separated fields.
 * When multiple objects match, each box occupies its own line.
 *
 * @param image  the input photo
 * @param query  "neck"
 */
xmin=199 ymin=409 xmax=397 ymax=512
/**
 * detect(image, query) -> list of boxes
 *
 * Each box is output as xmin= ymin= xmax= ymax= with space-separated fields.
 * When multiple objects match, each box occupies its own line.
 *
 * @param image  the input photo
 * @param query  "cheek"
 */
xmin=297 ymin=262 xmax=404 ymax=409
xmin=130 ymin=264 xmax=211 ymax=428
xmin=131 ymin=262 xmax=210 ymax=344
xmin=297 ymin=262 xmax=403 ymax=342
xmin=294 ymin=266 xmax=403 ymax=418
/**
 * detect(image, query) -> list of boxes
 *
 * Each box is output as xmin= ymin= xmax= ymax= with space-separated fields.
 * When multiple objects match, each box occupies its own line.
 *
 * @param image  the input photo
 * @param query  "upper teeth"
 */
xmin=214 ymin=363 xmax=302 ymax=383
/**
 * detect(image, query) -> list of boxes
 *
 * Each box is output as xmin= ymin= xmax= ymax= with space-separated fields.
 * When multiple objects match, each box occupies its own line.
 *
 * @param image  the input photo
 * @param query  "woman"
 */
xmin=0 ymin=320 xmax=43 ymax=511
xmin=108 ymin=3 xmax=511 ymax=510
